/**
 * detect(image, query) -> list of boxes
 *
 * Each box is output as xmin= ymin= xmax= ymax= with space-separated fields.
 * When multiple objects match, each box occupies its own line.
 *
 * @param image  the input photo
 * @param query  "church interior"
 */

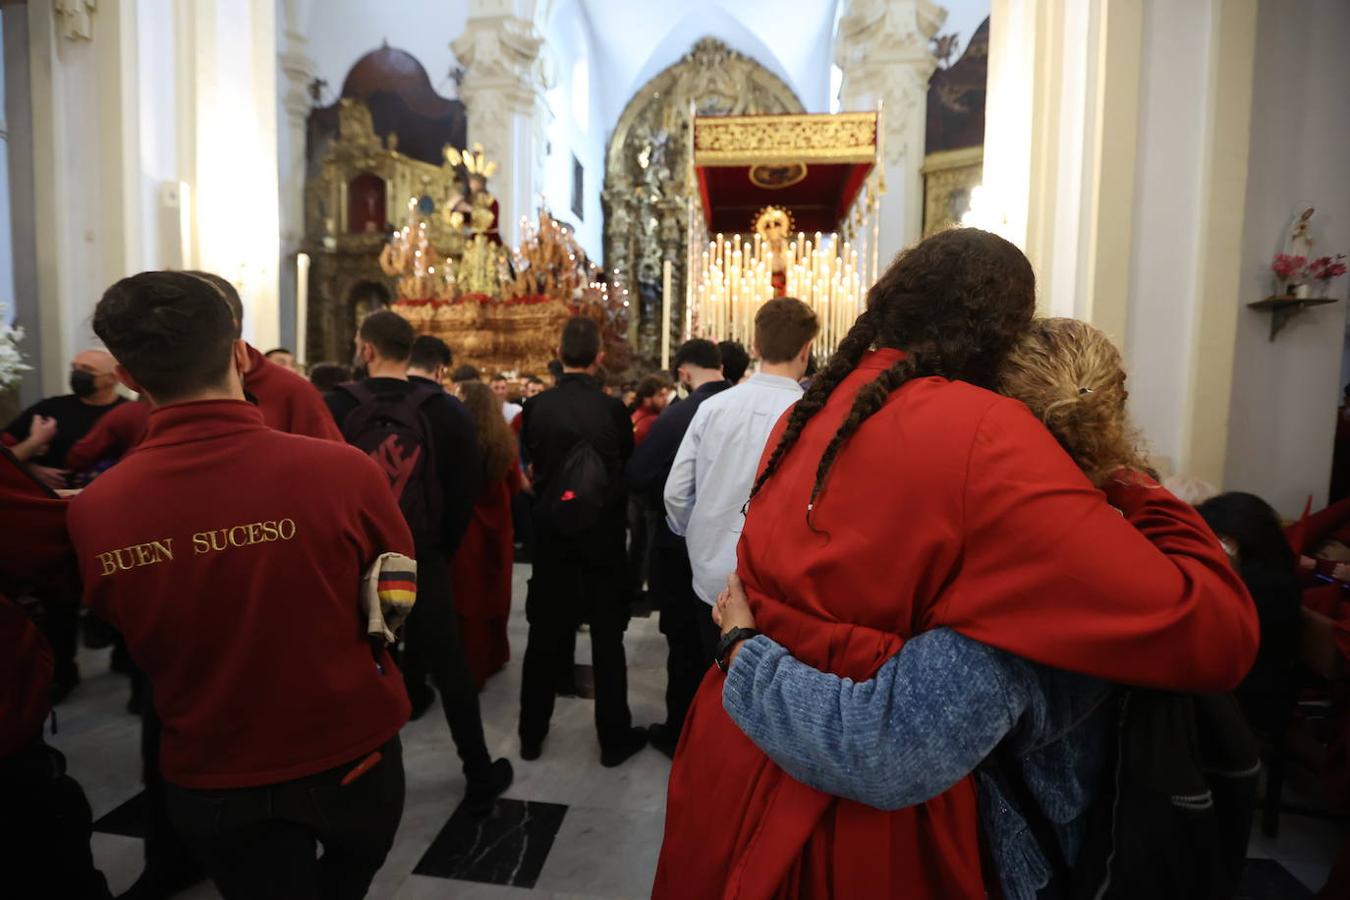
xmin=3 ymin=0 xmax=1350 ymax=898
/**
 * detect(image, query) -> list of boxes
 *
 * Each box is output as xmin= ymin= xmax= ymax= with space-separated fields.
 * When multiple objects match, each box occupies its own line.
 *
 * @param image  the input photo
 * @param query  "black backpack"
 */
xmin=337 ymin=381 xmax=443 ymax=546
xmin=539 ymin=440 xmax=611 ymax=536
xmin=997 ymin=690 xmax=1260 ymax=900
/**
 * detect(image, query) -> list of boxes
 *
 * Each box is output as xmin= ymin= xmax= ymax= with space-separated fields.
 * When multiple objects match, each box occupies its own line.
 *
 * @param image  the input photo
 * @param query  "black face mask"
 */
xmin=70 ymin=370 xmax=98 ymax=398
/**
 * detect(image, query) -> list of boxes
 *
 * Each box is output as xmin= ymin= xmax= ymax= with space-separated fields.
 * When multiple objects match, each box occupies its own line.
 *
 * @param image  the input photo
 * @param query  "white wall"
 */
xmin=0 ymin=15 xmax=14 ymax=328
xmin=1122 ymin=0 xmax=1212 ymax=473
xmin=1222 ymin=0 xmax=1350 ymax=515
xmin=540 ymin=0 xmax=604 ymax=259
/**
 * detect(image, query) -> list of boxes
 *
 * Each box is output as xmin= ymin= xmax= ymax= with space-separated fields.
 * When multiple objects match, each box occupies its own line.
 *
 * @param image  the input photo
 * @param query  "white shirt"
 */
xmin=664 ymin=373 xmax=803 ymax=605
xmin=502 ymin=400 xmax=522 ymax=424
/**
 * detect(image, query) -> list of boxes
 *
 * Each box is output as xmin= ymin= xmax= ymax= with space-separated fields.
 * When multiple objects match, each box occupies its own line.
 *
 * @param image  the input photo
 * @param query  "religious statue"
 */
xmin=754 ymin=205 xmax=794 ymax=294
xmin=1288 ymin=208 xmax=1316 ymax=260
xmin=445 ymin=143 xmax=501 ymax=244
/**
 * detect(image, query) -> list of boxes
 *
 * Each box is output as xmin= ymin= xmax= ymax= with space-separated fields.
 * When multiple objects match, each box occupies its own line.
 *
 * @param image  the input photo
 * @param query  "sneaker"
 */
xmin=600 ymin=727 xmax=648 ymax=768
xmin=646 ymin=722 xmax=680 ymax=759
xmin=463 ymin=758 xmax=514 ymax=816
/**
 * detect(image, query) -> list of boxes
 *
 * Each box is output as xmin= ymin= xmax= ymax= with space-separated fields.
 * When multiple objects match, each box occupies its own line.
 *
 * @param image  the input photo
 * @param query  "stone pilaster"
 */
xmin=278 ymin=0 xmax=315 ymax=350
xmin=452 ymin=10 xmax=550 ymax=246
xmin=836 ymin=0 xmax=944 ymax=261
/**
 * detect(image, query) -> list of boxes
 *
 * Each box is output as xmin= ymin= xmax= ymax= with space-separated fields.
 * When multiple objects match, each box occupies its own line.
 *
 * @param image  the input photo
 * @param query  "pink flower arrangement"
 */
xmin=1271 ymin=253 xmax=1307 ymax=279
xmin=1309 ymin=254 xmax=1348 ymax=282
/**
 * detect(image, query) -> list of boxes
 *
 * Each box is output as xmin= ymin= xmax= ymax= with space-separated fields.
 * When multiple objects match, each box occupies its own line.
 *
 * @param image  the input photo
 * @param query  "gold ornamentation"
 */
xmin=749 ymin=163 xmax=808 ymax=190
xmin=602 ymin=37 xmax=803 ymax=364
xmin=445 ymin=143 xmax=499 ymax=179
xmin=694 ymin=113 xmax=878 ymax=166
xmin=920 ymin=146 xmax=983 ymax=238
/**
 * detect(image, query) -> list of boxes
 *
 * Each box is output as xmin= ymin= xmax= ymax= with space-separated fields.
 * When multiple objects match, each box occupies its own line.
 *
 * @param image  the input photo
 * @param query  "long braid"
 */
xmin=806 ymin=354 xmax=926 ymax=530
xmin=746 ymin=310 xmax=878 ymax=502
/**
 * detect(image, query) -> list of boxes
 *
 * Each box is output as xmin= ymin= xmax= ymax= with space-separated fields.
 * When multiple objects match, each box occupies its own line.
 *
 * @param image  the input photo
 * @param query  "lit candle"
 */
xmin=295 ymin=252 xmax=310 ymax=364
xmin=661 ymin=260 xmax=673 ymax=369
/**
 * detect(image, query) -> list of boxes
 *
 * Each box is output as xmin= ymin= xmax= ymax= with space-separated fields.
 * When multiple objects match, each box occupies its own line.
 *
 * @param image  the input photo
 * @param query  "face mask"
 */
xmin=70 ymin=370 xmax=98 ymax=398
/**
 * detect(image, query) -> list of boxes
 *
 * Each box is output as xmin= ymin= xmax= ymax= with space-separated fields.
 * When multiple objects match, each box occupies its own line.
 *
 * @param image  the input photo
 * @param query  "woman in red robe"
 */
xmin=451 ymin=380 xmax=523 ymax=689
xmin=654 ymin=228 xmax=1259 ymax=899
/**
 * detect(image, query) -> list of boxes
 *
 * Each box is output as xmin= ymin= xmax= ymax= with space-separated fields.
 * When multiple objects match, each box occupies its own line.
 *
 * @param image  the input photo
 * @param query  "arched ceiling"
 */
xmin=575 ymin=0 xmax=839 ymax=128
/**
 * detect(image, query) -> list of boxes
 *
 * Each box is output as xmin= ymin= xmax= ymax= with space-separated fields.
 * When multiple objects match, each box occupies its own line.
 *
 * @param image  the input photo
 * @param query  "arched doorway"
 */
xmin=603 ymin=38 xmax=803 ymax=366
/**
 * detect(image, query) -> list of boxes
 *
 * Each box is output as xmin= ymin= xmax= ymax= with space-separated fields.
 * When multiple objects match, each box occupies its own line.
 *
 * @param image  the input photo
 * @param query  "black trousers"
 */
xmin=520 ymin=524 xmax=633 ymax=749
xmin=651 ymin=541 xmax=719 ymax=733
xmin=0 ymin=740 xmax=111 ymax=900
xmin=37 ymin=592 xmax=80 ymax=686
xmin=401 ymin=548 xmax=493 ymax=780
xmin=165 ymin=736 xmax=404 ymax=900
xmin=139 ymin=680 xmax=206 ymax=887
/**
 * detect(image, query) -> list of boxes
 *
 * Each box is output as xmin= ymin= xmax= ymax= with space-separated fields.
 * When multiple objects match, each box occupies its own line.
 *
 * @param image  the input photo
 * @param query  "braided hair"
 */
xmin=749 ymin=228 xmax=1037 ymax=526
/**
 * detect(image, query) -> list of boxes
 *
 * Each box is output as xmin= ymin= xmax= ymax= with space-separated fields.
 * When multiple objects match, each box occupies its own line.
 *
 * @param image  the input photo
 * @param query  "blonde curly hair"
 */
xmin=998 ymin=318 xmax=1147 ymax=486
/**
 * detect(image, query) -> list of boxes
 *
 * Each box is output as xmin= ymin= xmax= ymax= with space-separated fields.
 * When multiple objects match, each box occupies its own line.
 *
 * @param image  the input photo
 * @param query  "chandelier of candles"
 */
xmin=694 ymin=230 xmax=865 ymax=359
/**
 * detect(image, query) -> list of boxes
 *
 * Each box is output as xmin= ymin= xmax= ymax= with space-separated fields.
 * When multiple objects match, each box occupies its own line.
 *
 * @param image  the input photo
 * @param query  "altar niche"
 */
xmin=301 ymin=45 xmax=468 ymax=365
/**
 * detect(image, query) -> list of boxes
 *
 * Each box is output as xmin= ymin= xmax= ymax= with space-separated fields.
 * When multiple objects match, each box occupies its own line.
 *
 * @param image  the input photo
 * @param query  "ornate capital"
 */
xmin=280 ymin=48 xmax=317 ymax=122
xmin=835 ymin=0 xmax=943 ymax=165
xmin=56 ymin=0 xmax=97 ymax=41
xmin=452 ymin=14 xmax=544 ymax=114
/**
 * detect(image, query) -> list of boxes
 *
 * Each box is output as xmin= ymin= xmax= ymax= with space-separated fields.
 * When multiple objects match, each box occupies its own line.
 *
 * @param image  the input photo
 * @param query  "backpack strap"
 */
xmin=335 ymin=380 xmax=376 ymax=406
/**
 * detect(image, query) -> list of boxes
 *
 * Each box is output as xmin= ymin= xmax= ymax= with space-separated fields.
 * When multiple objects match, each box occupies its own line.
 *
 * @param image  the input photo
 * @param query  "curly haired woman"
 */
xmin=708 ymin=318 xmax=1180 ymax=900
xmin=653 ymin=231 xmax=1258 ymax=899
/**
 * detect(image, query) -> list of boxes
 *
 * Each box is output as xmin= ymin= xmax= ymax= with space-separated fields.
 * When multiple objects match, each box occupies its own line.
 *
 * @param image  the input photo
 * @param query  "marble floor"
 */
xmin=49 ymin=564 xmax=1346 ymax=898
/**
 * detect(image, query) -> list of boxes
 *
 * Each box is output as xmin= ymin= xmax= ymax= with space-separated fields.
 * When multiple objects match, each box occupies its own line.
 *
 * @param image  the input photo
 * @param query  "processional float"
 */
xmin=679 ymin=108 xmax=883 ymax=368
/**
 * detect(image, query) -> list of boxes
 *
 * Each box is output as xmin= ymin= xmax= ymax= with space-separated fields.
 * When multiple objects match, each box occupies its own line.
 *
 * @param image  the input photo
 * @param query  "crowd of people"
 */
xmin=0 ymin=228 xmax=1323 ymax=899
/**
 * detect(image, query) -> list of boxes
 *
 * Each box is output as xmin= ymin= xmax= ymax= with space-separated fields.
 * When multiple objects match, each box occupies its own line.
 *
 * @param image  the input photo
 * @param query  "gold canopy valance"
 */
xmin=692 ymin=112 xmax=879 ymax=167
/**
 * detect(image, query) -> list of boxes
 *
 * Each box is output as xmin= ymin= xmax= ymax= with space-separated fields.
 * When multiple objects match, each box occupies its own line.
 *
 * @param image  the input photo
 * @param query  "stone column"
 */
xmin=452 ymin=8 xmax=551 ymax=247
xmin=277 ymin=0 xmax=315 ymax=350
xmin=835 ymin=0 xmax=943 ymax=264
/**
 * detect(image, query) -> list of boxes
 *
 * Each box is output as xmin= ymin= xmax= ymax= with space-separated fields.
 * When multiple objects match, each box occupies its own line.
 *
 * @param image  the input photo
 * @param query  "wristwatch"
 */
xmin=715 ymin=627 xmax=760 ymax=672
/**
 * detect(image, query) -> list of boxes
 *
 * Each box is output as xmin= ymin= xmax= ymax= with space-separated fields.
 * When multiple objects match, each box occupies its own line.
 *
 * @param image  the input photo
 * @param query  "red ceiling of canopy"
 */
xmin=695 ymin=160 xmax=873 ymax=236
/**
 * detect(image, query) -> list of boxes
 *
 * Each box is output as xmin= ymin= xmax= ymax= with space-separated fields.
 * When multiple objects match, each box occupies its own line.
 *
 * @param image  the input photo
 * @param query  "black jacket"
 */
xmin=522 ymin=372 xmax=634 ymax=529
xmin=625 ymin=380 xmax=731 ymax=548
xmin=325 ymin=376 xmax=483 ymax=554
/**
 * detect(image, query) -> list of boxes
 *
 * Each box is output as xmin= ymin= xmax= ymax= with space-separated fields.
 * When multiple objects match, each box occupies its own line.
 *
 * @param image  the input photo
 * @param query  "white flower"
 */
xmin=0 ymin=302 xmax=32 ymax=389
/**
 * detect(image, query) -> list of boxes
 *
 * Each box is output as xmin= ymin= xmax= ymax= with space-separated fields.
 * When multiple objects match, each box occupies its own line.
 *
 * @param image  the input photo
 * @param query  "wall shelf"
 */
xmin=1247 ymin=294 xmax=1341 ymax=341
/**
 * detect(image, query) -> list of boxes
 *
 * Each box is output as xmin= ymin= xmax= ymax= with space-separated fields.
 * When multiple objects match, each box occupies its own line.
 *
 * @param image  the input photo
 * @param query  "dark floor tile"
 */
xmin=92 ymin=791 xmax=147 ymax=839
xmin=412 ymin=797 xmax=568 ymax=888
xmin=1238 ymin=859 xmax=1315 ymax=899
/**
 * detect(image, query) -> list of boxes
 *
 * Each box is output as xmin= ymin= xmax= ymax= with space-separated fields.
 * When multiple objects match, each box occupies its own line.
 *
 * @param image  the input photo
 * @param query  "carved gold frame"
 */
xmin=693 ymin=112 xmax=879 ymax=166
xmin=920 ymin=145 xmax=984 ymax=238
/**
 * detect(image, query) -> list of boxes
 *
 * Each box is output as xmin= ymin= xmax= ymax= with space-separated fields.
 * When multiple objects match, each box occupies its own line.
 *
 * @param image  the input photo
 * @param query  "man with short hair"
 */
xmin=630 ymin=374 xmax=673 ymax=448
xmin=717 ymin=340 xmax=751 ymax=385
xmin=451 ymin=364 xmax=481 ymax=385
xmin=68 ymin=272 xmax=415 ymax=898
xmin=523 ymin=375 xmax=546 ymax=400
xmin=665 ymin=296 xmax=818 ymax=630
xmin=327 ymin=312 xmax=512 ymax=807
xmin=519 ymin=317 xmax=647 ymax=766
xmin=492 ymin=373 xmax=522 ymax=424
xmin=187 ymin=272 xmax=342 ymax=442
xmin=2 ymin=348 xmax=127 ymax=701
xmin=264 ymin=347 xmax=297 ymax=372
xmin=626 ymin=339 xmax=729 ymax=756
xmin=4 ymin=349 xmax=126 ymax=489
xmin=408 ymin=335 xmax=452 ymax=386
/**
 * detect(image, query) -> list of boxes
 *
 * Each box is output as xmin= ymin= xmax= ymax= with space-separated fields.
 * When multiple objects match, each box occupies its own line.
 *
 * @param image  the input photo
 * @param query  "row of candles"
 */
xmin=693 ymin=231 xmax=866 ymax=359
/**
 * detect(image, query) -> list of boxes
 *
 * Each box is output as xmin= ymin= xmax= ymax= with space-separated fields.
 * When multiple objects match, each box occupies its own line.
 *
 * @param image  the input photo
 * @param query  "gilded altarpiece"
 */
xmin=603 ymin=38 xmax=802 ymax=365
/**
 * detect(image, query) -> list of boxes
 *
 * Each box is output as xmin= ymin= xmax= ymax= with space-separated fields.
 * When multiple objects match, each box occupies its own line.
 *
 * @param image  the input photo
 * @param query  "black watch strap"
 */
xmin=715 ymin=627 xmax=760 ymax=672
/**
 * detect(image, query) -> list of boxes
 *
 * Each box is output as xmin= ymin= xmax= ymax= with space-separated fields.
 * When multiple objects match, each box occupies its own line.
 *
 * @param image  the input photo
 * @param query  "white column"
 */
xmin=835 ymin=0 xmax=944 ymax=264
xmin=179 ymin=0 xmax=281 ymax=349
xmin=277 ymin=0 xmax=314 ymax=351
xmin=452 ymin=6 xmax=550 ymax=248
xmin=28 ymin=0 xmax=141 ymax=394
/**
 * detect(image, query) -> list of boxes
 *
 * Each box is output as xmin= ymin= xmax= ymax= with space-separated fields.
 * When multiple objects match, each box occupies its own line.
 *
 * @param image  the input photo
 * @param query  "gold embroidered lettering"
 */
xmin=93 ymin=538 xmax=176 ymax=576
xmin=278 ymin=518 xmax=296 ymax=540
xmin=189 ymin=519 xmax=298 ymax=557
xmin=192 ymin=534 xmax=210 ymax=555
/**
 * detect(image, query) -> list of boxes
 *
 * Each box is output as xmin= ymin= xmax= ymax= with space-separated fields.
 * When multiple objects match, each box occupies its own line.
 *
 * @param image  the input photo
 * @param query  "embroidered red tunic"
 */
xmin=656 ymin=349 xmax=1258 ymax=899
